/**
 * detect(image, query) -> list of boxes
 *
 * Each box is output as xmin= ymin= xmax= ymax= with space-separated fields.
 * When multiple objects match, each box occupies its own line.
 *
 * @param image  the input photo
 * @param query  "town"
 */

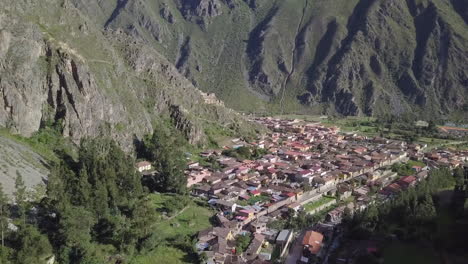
xmin=136 ymin=117 xmax=468 ymax=264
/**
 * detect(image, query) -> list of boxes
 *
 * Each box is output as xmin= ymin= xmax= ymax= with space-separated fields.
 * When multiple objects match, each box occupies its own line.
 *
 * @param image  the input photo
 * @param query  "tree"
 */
xmin=144 ymin=126 xmax=187 ymax=194
xmin=235 ymin=234 xmax=251 ymax=254
xmin=131 ymin=198 xmax=157 ymax=240
xmin=454 ymin=167 xmax=464 ymax=187
xmin=428 ymin=120 xmax=436 ymax=132
xmin=15 ymin=225 xmax=53 ymax=264
xmin=14 ymin=172 xmax=27 ymax=225
xmin=0 ymin=184 xmax=8 ymax=248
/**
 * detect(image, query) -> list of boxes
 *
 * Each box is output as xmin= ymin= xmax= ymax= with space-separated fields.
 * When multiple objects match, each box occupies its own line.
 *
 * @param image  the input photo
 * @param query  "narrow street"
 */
xmin=285 ymin=231 xmax=305 ymax=264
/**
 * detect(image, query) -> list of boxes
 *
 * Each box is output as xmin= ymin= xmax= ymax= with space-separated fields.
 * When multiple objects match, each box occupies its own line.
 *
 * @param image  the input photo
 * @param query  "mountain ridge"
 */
xmin=0 ymin=0 xmax=259 ymax=150
xmin=0 ymin=0 xmax=467 ymax=149
xmin=76 ymin=0 xmax=467 ymax=118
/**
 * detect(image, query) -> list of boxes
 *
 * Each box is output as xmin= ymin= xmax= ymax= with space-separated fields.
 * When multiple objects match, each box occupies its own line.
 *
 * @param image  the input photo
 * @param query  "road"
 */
xmin=285 ymin=231 xmax=305 ymax=264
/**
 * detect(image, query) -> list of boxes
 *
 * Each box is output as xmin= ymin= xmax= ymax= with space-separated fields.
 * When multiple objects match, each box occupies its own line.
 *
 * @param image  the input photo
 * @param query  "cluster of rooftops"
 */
xmin=133 ymin=117 xmax=467 ymax=264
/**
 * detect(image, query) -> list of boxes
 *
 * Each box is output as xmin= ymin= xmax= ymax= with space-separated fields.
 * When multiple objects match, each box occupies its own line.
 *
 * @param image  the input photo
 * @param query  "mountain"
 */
xmin=0 ymin=0 xmax=467 ymax=148
xmin=0 ymin=0 xmax=259 ymax=150
xmin=72 ymin=0 xmax=468 ymax=118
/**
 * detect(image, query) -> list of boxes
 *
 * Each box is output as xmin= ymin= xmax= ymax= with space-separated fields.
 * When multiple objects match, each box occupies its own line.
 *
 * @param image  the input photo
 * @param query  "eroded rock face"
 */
xmin=178 ymin=0 xmax=223 ymax=18
xmin=0 ymin=16 xmax=150 ymax=149
xmin=0 ymin=1 xmax=258 ymax=151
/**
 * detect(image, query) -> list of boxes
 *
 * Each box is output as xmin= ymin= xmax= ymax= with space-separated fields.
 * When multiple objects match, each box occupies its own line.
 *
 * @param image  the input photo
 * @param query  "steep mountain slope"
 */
xmin=0 ymin=0 xmax=259 ymax=150
xmin=74 ymin=0 xmax=467 ymax=119
xmin=0 ymin=135 xmax=48 ymax=196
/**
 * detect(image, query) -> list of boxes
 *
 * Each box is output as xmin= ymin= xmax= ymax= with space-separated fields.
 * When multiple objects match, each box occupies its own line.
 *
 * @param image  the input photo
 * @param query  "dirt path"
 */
xmin=166 ymin=205 xmax=189 ymax=221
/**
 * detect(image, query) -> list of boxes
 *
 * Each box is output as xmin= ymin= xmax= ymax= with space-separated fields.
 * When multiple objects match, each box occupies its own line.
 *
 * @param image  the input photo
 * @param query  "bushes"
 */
xmin=235 ymin=234 xmax=252 ymax=254
xmin=391 ymin=163 xmax=414 ymax=176
xmin=222 ymin=146 xmax=267 ymax=160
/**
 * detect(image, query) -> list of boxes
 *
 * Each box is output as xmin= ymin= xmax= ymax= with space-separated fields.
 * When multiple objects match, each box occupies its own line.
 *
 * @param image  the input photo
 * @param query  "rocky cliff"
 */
xmin=74 ymin=0 xmax=467 ymax=119
xmin=0 ymin=0 xmax=258 ymax=150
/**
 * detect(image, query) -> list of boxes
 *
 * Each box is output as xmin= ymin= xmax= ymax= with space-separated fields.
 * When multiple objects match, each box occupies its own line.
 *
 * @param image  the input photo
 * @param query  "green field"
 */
xmin=303 ymin=196 xmax=335 ymax=212
xmin=383 ymin=243 xmax=441 ymax=264
xmin=407 ymin=160 xmax=425 ymax=168
xmin=131 ymin=194 xmax=215 ymax=264
xmin=131 ymin=246 xmax=189 ymax=264
xmin=238 ymin=194 xmax=271 ymax=206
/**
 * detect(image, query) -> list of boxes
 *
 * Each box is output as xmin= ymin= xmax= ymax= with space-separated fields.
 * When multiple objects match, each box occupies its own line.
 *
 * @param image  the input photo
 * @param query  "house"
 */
xmin=187 ymin=170 xmax=211 ymax=187
xmin=416 ymin=170 xmax=429 ymax=180
xmin=250 ymin=217 xmax=268 ymax=233
xmin=302 ymin=231 xmax=324 ymax=256
xmin=198 ymin=227 xmax=235 ymax=248
xmin=398 ymin=175 xmax=417 ymax=188
xmin=295 ymin=170 xmax=314 ymax=184
xmin=250 ymin=190 xmax=262 ymax=197
xmin=336 ymin=184 xmax=352 ymax=200
xmin=354 ymin=186 xmax=370 ymax=197
xmin=326 ymin=204 xmax=354 ymax=223
xmin=188 ymin=162 xmax=200 ymax=169
xmin=244 ymin=234 xmax=265 ymax=261
xmin=287 ymin=202 xmax=302 ymax=214
xmin=136 ymin=161 xmax=152 ymax=172
xmin=276 ymin=229 xmax=293 ymax=253
xmin=236 ymin=209 xmax=254 ymax=221
xmin=215 ymin=200 xmax=237 ymax=213
xmin=382 ymin=183 xmax=402 ymax=194
xmin=193 ymin=185 xmax=211 ymax=196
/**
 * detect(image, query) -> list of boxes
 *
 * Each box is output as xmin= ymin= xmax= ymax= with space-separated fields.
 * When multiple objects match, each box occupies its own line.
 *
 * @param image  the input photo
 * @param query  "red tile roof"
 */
xmin=302 ymin=231 xmax=323 ymax=255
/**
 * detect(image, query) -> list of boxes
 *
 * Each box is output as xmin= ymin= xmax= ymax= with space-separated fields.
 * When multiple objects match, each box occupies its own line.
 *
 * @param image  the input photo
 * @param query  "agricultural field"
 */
xmin=131 ymin=194 xmax=215 ymax=264
xmin=303 ymin=196 xmax=336 ymax=213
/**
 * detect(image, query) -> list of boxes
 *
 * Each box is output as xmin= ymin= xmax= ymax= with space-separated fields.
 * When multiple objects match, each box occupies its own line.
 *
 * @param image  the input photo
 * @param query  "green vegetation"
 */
xmin=140 ymin=125 xmax=188 ymax=194
xmin=303 ymin=196 xmax=336 ymax=212
xmin=391 ymin=163 xmax=416 ymax=176
xmin=344 ymin=168 xmax=466 ymax=263
xmin=131 ymin=194 xmax=214 ymax=264
xmin=222 ymin=146 xmax=268 ymax=160
xmin=407 ymin=160 xmax=425 ymax=168
xmin=235 ymin=234 xmax=252 ymax=254
xmin=131 ymin=246 xmax=187 ymax=264
xmin=0 ymin=127 xmax=75 ymax=162
xmin=391 ymin=161 xmax=425 ymax=176
xmin=347 ymin=168 xmax=456 ymax=240
xmin=238 ymin=194 xmax=271 ymax=206
xmin=318 ymin=115 xmax=467 ymax=148
xmin=0 ymin=133 xmax=204 ymax=264
xmin=383 ymin=243 xmax=440 ymax=264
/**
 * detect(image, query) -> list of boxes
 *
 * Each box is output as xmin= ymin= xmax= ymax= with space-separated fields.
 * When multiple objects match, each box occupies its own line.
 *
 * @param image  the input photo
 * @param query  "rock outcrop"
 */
xmin=0 ymin=0 xmax=258 ymax=151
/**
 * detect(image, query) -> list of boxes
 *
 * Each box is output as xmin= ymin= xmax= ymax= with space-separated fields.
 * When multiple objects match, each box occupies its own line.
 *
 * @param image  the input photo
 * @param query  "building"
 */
xmin=302 ymin=231 xmax=324 ymax=257
xmin=250 ymin=218 xmax=268 ymax=233
xmin=276 ymin=229 xmax=293 ymax=256
xmin=136 ymin=161 xmax=152 ymax=172
xmin=244 ymin=233 xmax=265 ymax=261
xmin=398 ymin=175 xmax=417 ymax=188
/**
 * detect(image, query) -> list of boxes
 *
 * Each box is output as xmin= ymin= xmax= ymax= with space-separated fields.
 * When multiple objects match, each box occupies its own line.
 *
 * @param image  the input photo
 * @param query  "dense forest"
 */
xmin=0 ymin=125 xmax=191 ymax=264
xmin=343 ymin=167 xmax=468 ymax=263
